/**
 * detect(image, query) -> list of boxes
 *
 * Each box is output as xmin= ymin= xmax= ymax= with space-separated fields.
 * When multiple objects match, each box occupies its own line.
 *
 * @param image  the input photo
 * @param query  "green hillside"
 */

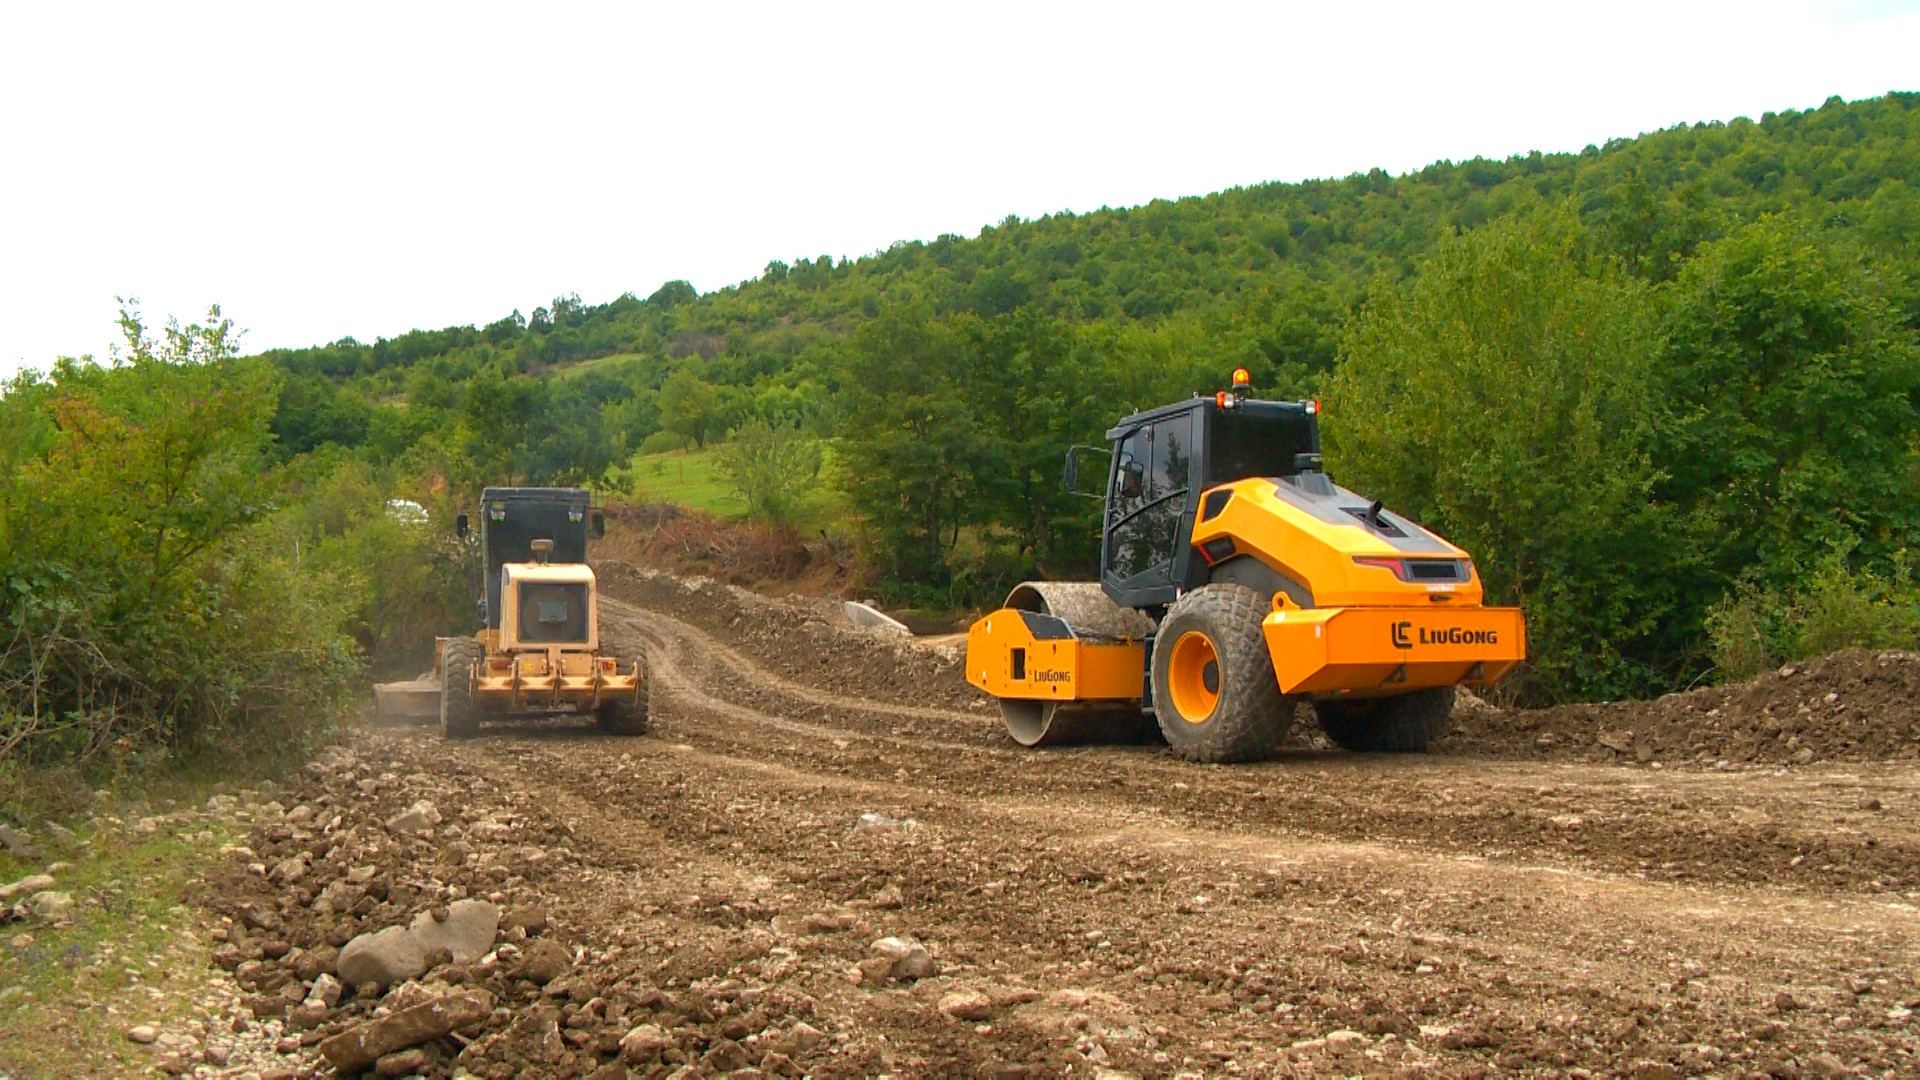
xmin=12 ymin=91 xmax=1920 ymax=708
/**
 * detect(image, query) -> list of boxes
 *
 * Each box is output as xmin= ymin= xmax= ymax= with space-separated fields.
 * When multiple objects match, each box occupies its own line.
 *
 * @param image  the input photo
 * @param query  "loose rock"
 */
xmin=619 ymin=1022 xmax=671 ymax=1062
xmin=407 ymin=898 xmax=501 ymax=963
xmin=337 ymin=925 xmax=429 ymax=990
xmin=0 ymin=873 xmax=55 ymax=902
xmin=939 ymin=989 xmax=994 ymax=1021
xmin=385 ymin=800 xmax=442 ymax=833
xmin=870 ymin=936 xmax=936 ymax=981
xmin=25 ymin=890 xmax=73 ymax=919
xmin=316 ymin=989 xmax=492 ymax=1072
xmin=515 ymin=936 xmax=572 ymax=985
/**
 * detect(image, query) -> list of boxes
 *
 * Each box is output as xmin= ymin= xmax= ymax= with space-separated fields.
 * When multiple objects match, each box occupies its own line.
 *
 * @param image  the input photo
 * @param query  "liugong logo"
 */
xmin=1392 ymin=621 xmax=1497 ymax=650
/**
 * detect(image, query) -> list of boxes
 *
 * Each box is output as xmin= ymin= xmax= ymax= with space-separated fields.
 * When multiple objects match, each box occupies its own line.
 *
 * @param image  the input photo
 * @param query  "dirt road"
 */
xmin=201 ymin=570 xmax=1920 ymax=1078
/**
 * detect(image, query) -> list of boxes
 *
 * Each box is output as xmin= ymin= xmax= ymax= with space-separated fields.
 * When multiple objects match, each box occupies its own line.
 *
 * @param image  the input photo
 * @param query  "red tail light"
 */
xmin=1354 ymin=556 xmax=1407 ymax=580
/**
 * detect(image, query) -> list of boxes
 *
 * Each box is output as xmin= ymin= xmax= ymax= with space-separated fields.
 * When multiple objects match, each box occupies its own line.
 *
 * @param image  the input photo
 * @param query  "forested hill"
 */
xmin=264 ymin=90 xmax=1918 ymax=413
xmin=17 ymin=90 xmax=1914 ymax=708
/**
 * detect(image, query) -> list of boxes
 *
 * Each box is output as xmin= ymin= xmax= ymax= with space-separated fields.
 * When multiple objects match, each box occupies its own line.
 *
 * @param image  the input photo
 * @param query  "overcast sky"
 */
xmin=2 ymin=1 xmax=1916 ymax=378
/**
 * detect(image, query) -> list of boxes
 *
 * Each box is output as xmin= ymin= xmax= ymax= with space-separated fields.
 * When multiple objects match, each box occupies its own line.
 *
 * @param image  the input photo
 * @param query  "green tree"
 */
xmin=717 ymin=416 xmax=822 ymax=526
xmin=658 ymin=370 xmax=725 ymax=449
xmin=1657 ymin=215 xmax=1920 ymax=595
xmin=836 ymin=311 xmax=991 ymax=585
xmin=1325 ymin=214 xmax=1683 ymax=700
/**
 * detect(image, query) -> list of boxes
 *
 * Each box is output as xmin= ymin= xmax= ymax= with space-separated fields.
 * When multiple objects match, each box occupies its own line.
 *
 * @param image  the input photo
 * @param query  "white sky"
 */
xmin=2 ymin=0 xmax=1916 ymax=377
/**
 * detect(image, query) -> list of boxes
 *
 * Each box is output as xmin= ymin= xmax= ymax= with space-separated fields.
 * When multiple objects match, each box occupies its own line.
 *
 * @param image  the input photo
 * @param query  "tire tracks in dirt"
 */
xmin=603 ymin=595 xmax=1920 ymax=898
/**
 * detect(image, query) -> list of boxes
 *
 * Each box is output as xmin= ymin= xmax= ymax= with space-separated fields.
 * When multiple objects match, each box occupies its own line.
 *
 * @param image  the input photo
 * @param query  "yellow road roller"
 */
xmin=966 ymin=370 xmax=1525 ymax=762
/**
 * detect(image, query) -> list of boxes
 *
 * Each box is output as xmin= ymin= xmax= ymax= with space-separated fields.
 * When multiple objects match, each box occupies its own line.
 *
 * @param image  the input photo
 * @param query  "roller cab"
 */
xmin=965 ymin=369 xmax=1528 ymax=762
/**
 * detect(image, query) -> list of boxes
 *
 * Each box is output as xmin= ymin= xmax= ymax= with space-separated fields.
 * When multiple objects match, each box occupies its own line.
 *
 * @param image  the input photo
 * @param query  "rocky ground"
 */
xmin=8 ymin=564 xmax=1920 ymax=1077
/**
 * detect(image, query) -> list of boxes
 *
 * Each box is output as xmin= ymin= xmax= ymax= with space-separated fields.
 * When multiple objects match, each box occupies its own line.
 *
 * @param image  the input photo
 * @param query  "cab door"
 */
xmin=1102 ymin=411 xmax=1194 ymax=606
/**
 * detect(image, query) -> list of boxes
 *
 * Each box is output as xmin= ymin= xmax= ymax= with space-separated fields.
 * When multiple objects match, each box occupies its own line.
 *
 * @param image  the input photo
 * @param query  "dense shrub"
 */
xmin=0 ymin=310 xmax=464 ymax=807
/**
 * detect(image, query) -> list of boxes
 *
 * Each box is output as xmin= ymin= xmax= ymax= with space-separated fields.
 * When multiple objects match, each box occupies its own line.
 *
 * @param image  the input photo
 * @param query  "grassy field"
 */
xmin=543 ymin=351 xmax=647 ymax=380
xmin=618 ymin=443 xmax=848 ymax=527
xmin=621 ymin=445 xmax=748 ymax=516
xmin=0 ymin=809 xmax=239 ymax=1077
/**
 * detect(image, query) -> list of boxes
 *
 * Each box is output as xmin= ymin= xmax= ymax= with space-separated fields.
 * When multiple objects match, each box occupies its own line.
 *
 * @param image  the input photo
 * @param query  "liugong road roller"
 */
xmin=966 ymin=370 xmax=1526 ymax=762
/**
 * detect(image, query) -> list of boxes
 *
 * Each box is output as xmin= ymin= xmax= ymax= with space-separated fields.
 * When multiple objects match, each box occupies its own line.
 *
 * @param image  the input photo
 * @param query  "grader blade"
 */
xmin=372 ymin=676 xmax=442 ymax=724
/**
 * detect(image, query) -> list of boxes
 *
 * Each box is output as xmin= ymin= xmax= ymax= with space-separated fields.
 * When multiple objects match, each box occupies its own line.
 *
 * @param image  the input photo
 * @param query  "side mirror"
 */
xmin=591 ymin=511 xmax=606 ymax=539
xmin=1062 ymin=445 xmax=1111 ymax=499
xmin=455 ymin=513 xmax=469 ymax=539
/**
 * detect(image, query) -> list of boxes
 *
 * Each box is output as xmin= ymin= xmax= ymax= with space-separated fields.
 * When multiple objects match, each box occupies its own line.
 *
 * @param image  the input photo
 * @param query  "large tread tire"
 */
xmin=1150 ymin=583 xmax=1290 ymax=763
xmin=441 ymin=638 xmax=484 ymax=740
xmin=1313 ymin=686 xmax=1455 ymax=752
xmin=596 ymin=652 xmax=650 ymax=735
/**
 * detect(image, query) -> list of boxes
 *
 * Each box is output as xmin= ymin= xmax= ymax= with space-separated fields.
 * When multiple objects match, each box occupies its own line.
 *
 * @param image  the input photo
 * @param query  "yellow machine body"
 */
xmin=1261 ymin=603 xmax=1525 ymax=696
xmin=966 ymin=483 xmax=1526 ymax=707
xmin=458 ymin=562 xmax=640 ymax=713
xmin=963 ymin=382 xmax=1527 ymax=756
xmin=965 ymin=608 xmax=1145 ymax=704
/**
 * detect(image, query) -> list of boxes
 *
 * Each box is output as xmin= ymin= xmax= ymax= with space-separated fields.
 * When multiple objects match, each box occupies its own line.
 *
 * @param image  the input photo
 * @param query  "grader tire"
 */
xmin=441 ymin=638 xmax=484 ymax=740
xmin=1313 ymin=686 xmax=1455 ymax=752
xmin=1150 ymin=583 xmax=1290 ymax=763
xmin=596 ymin=652 xmax=650 ymax=735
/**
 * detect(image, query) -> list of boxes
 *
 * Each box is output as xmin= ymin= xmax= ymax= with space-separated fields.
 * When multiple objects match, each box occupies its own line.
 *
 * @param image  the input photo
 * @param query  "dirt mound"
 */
xmin=597 ymin=562 xmax=978 ymax=714
xmin=595 ymin=502 xmax=855 ymax=597
xmin=1447 ymin=650 xmax=1920 ymax=767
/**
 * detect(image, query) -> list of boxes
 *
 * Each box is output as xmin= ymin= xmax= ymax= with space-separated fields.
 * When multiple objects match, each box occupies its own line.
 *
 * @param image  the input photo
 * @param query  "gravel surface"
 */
xmin=168 ymin=566 xmax=1920 ymax=1077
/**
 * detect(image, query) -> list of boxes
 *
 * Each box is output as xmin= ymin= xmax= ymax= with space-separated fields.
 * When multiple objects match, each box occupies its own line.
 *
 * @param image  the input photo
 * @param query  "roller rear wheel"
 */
xmin=1313 ymin=687 xmax=1455 ymax=752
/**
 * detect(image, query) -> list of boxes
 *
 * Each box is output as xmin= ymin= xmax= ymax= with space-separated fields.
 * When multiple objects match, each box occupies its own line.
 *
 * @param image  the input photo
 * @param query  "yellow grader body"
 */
xmin=459 ymin=561 xmax=642 ymax=712
xmin=375 ymin=487 xmax=647 ymax=737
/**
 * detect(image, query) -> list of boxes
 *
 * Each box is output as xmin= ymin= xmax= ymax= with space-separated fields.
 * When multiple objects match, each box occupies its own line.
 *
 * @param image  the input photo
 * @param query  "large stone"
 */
xmin=25 ymin=891 xmax=73 ymax=919
xmin=784 ymin=1021 xmax=825 ymax=1053
xmin=842 ymin=600 xmax=910 ymax=635
xmin=385 ymin=801 xmax=442 ymax=833
xmin=870 ymin=936 xmax=936 ymax=980
xmin=408 ymin=899 xmax=500 ymax=964
xmin=337 ymin=925 xmax=428 ymax=990
xmin=619 ymin=1023 xmax=671 ymax=1063
xmin=317 ymin=990 xmax=492 ymax=1072
xmin=0 ymin=824 xmax=40 ymax=860
xmin=0 ymin=873 xmax=55 ymax=902
xmin=515 ymin=937 xmax=572 ymax=985
xmin=375 ymin=1047 xmax=429 ymax=1077
xmin=306 ymin=973 xmax=344 ymax=1008
xmin=938 ymin=989 xmax=994 ymax=1021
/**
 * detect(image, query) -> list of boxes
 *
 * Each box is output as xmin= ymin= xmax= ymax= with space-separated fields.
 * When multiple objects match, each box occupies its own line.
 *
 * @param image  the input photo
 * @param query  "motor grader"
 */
xmin=965 ymin=370 xmax=1526 ymax=762
xmin=374 ymin=487 xmax=647 ymax=738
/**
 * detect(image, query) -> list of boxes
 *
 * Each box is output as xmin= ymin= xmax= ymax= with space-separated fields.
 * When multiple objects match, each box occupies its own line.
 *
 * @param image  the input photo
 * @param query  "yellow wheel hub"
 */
xmin=1167 ymin=630 xmax=1222 ymax=724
